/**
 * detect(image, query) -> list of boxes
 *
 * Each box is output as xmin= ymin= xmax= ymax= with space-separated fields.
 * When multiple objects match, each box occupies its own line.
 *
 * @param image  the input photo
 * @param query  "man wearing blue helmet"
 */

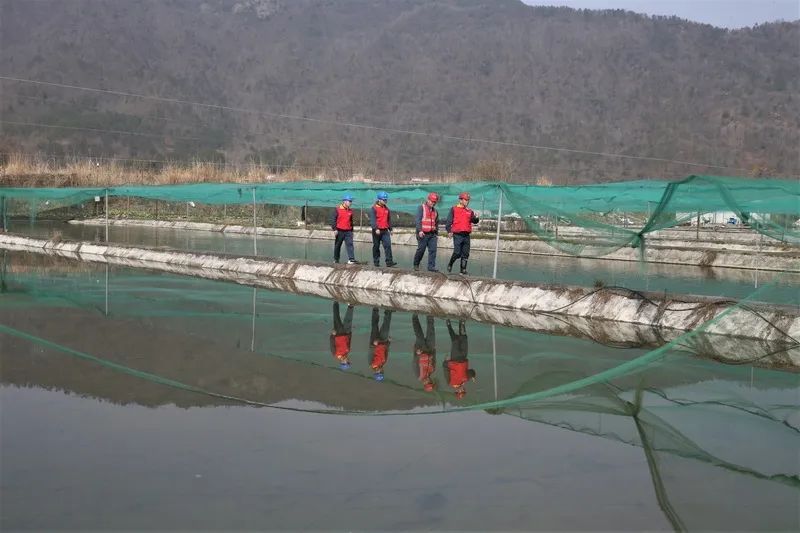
xmin=330 ymin=194 xmax=360 ymax=264
xmin=369 ymin=191 xmax=396 ymax=267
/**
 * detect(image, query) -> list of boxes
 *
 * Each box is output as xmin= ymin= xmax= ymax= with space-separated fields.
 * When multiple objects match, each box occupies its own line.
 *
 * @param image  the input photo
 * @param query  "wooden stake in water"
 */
xmin=252 ymin=188 xmax=257 ymax=256
xmin=492 ymin=189 xmax=503 ymax=279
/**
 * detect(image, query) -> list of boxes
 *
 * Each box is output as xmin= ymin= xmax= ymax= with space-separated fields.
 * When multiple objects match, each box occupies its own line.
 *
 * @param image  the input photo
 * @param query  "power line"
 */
xmin=0 ymin=75 xmax=761 ymax=173
xmin=0 ymin=120 xmax=205 ymax=142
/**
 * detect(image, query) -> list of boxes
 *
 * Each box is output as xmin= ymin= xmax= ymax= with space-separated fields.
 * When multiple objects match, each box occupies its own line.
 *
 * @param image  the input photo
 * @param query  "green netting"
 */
xmin=2 ymin=175 xmax=798 ymax=256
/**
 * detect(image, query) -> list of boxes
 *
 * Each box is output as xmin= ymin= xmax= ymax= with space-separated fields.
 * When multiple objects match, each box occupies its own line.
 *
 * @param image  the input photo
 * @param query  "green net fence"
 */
xmin=2 ymin=175 xmax=798 ymax=257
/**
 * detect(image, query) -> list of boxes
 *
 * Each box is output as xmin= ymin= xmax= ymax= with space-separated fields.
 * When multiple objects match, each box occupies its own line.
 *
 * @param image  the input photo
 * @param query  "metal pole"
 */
xmin=252 ymin=187 xmax=257 ymax=256
xmin=251 ymin=288 xmax=257 ymax=351
xmin=492 ymin=325 xmax=498 ymax=402
xmin=304 ymin=200 xmax=309 ymax=229
xmin=492 ymin=189 xmax=503 ymax=279
xmin=104 ymin=263 xmax=109 ymax=317
xmin=104 ymin=189 xmax=109 ymax=242
xmin=0 ymin=196 xmax=5 ymax=232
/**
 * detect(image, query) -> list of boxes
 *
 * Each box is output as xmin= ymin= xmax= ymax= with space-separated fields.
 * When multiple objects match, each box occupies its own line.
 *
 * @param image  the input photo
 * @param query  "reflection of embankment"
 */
xmin=0 ymin=306 xmax=437 ymax=412
xmin=3 ymin=239 xmax=798 ymax=369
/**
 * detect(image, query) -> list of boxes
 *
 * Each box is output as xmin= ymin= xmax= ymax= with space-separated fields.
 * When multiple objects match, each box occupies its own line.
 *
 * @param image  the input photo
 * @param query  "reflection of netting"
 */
xmin=503 ymin=377 xmax=799 ymax=531
xmin=2 ymin=175 xmax=798 ymax=256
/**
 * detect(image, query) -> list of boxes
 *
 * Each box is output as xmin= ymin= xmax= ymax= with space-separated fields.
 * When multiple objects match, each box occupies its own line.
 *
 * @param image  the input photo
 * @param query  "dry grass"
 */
xmin=1 ymin=152 xmax=474 ymax=187
xmin=0 ymin=153 xmax=323 ymax=187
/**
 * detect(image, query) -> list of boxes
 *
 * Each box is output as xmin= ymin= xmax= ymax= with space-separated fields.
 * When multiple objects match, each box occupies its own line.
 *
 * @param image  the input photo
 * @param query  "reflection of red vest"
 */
xmin=335 ymin=205 xmax=353 ymax=230
xmin=371 ymin=343 xmax=388 ymax=369
xmin=421 ymin=203 xmax=437 ymax=232
xmin=333 ymin=334 xmax=351 ymax=357
xmin=417 ymin=353 xmax=435 ymax=380
xmin=447 ymin=360 xmax=469 ymax=387
xmin=373 ymin=203 xmax=390 ymax=229
xmin=450 ymin=206 xmax=474 ymax=233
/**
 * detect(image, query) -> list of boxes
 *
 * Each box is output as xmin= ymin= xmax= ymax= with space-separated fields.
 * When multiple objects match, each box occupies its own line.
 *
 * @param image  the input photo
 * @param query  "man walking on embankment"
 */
xmin=445 ymin=192 xmax=480 ymax=275
xmin=413 ymin=192 xmax=441 ymax=272
xmin=369 ymin=191 xmax=396 ymax=268
xmin=330 ymin=194 xmax=360 ymax=264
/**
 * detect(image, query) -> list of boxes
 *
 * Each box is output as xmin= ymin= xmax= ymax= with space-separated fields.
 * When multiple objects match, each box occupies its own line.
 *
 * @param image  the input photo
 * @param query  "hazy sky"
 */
xmin=521 ymin=0 xmax=799 ymax=28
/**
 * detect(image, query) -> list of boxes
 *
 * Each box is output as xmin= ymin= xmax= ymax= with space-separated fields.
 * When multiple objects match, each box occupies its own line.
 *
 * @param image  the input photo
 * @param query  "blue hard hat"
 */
xmin=373 ymin=372 xmax=385 ymax=381
xmin=377 ymin=191 xmax=389 ymax=201
xmin=342 ymin=194 xmax=354 ymax=202
xmin=339 ymin=362 xmax=351 ymax=370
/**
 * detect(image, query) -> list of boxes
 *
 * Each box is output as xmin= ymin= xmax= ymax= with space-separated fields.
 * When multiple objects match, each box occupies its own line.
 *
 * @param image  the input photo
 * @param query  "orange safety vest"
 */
xmin=417 ymin=352 xmax=435 ymax=381
xmin=335 ymin=205 xmax=354 ymax=230
xmin=373 ymin=203 xmax=390 ymax=229
xmin=421 ymin=203 xmax=437 ymax=233
xmin=371 ymin=343 xmax=388 ymax=370
xmin=450 ymin=205 xmax=474 ymax=233
xmin=332 ymin=334 xmax=351 ymax=357
xmin=447 ymin=360 xmax=469 ymax=388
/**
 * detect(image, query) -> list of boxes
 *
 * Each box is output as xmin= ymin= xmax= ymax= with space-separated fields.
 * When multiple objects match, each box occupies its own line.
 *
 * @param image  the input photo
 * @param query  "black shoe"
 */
xmin=460 ymin=269 xmax=468 ymax=275
xmin=386 ymin=261 xmax=397 ymax=267
xmin=447 ymin=264 xmax=453 ymax=273
xmin=347 ymin=259 xmax=361 ymax=265
xmin=374 ymin=263 xmax=380 ymax=267
xmin=413 ymin=265 xmax=420 ymax=271
xmin=428 ymin=268 xmax=439 ymax=273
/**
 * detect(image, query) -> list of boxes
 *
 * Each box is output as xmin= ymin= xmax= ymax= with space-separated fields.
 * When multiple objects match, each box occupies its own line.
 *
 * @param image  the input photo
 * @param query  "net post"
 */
xmin=304 ymin=200 xmax=309 ymax=230
xmin=104 ymin=189 xmax=109 ymax=242
xmin=0 ymin=196 xmax=6 ymax=232
xmin=252 ymin=187 xmax=257 ymax=256
xmin=696 ymin=212 xmax=700 ymax=241
xmin=492 ymin=186 xmax=503 ymax=279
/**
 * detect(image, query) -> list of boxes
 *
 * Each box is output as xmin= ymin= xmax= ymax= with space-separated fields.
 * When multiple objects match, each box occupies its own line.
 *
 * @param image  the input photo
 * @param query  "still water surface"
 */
xmin=0 ymin=251 xmax=798 ymax=530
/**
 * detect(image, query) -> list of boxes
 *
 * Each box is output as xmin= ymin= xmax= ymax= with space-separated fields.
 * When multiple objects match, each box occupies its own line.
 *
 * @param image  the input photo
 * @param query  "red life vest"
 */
xmin=335 ymin=205 xmax=353 ymax=230
xmin=417 ymin=352 xmax=435 ymax=381
xmin=373 ymin=203 xmax=390 ymax=229
xmin=371 ymin=343 xmax=388 ymax=370
xmin=421 ymin=203 xmax=437 ymax=233
xmin=332 ymin=334 xmax=351 ymax=358
xmin=450 ymin=205 xmax=474 ymax=233
xmin=447 ymin=360 xmax=469 ymax=388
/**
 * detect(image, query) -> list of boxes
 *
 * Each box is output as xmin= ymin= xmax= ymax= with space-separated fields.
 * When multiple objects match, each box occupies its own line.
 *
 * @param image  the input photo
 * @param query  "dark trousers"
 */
xmin=333 ymin=301 xmax=353 ymax=334
xmin=449 ymin=233 xmax=471 ymax=267
xmin=412 ymin=314 xmax=436 ymax=353
xmin=370 ymin=307 xmax=392 ymax=343
xmin=447 ymin=320 xmax=469 ymax=361
xmin=413 ymin=232 xmax=438 ymax=270
xmin=372 ymin=230 xmax=393 ymax=266
xmin=334 ymin=230 xmax=355 ymax=262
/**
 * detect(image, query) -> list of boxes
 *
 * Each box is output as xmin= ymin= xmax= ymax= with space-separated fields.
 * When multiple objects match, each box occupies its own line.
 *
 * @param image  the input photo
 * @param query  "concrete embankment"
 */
xmin=2 ymin=233 xmax=798 ymax=368
xmin=68 ymin=218 xmax=800 ymax=272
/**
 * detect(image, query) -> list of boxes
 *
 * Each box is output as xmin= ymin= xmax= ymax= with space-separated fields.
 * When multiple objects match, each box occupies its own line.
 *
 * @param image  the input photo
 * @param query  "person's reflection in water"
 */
xmin=330 ymin=301 xmax=354 ymax=370
xmin=412 ymin=314 xmax=437 ymax=392
xmin=444 ymin=319 xmax=476 ymax=399
xmin=369 ymin=307 xmax=392 ymax=381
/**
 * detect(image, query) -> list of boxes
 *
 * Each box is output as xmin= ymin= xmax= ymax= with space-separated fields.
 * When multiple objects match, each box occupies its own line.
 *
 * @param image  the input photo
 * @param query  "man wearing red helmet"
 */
xmin=413 ymin=192 xmax=441 ymax=272
xmin=445 ymin=192 xmax=480 ymax=274
xmin=443 ymin=319 xmax=476 ymax=399
xmin=412 ymin=314 xmax=437 ymax=392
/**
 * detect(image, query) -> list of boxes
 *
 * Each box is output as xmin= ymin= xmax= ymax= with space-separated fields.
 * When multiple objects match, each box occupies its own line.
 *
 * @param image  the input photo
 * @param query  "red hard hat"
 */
xmin=427 ymin=192 xmax=439 ymax=203
xmin=458 ymin=192 xmax=471 ymax=201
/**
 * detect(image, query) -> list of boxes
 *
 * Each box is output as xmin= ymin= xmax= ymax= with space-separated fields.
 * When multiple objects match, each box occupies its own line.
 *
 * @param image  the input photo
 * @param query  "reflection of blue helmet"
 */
xmin=342 ymin=194 xmax=354 ymax=202
xmin=373 ymin=372 xmax=385 ymax=381
xmin=377 ymin=191 xmax=389 ymax=201
xmin=339 ymin=362 xmax=351 ymax=370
